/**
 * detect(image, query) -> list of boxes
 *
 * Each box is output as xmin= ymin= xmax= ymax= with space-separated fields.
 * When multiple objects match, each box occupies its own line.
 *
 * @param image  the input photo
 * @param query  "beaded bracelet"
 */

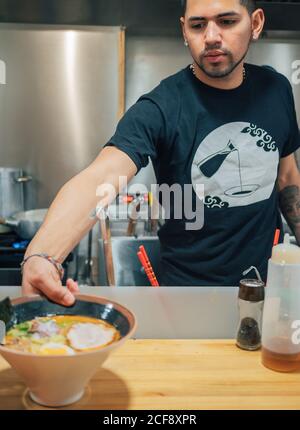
xmin=20 ymin=253 xmax=65 ymax=280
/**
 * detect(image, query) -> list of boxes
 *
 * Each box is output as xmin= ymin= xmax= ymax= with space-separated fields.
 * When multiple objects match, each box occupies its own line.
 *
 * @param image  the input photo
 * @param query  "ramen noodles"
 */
xmin=3 ymin=315 xmax=120 ymax=355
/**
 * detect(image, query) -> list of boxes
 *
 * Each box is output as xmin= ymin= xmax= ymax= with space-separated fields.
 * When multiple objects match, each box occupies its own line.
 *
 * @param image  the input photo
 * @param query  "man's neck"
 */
xmin=192 ymin=63 xmax=245 ymax=90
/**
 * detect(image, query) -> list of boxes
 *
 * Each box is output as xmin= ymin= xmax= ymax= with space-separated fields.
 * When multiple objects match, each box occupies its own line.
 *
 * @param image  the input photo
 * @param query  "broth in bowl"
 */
xmin=4 ymin=315 xmax=121 ymax=355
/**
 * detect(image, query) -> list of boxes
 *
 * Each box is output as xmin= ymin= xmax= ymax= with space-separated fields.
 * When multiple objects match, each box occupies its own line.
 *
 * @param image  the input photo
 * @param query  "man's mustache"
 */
xmin=201 ymin=47 xmax=231 ymax=57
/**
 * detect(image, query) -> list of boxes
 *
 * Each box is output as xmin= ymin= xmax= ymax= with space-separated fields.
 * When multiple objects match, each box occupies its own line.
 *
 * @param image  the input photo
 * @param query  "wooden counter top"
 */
xmin=1 ymin=339 xmax=300 ymax=410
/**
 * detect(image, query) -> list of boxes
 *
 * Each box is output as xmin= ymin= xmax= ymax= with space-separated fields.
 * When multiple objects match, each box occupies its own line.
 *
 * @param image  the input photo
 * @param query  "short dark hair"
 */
xmin=181 ymin=0 xmax=257 ymax=15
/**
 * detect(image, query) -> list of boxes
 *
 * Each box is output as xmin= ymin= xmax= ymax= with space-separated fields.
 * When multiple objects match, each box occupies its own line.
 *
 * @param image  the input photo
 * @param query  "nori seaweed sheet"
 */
xmin=0 ymin=297 xmax=14 ymax=326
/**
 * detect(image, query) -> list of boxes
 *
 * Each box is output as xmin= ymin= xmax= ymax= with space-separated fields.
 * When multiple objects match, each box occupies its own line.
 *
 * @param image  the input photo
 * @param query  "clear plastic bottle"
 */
xmin=261 ymin=237 xmax=300 ymax=372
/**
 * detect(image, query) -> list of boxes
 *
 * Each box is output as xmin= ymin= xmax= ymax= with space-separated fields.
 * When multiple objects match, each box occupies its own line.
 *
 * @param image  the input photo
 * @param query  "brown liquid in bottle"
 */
xmin=262 ymin=338 xmax=300 ymax=372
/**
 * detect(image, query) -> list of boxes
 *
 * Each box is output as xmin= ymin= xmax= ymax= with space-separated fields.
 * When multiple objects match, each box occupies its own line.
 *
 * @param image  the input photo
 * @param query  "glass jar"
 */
xmin=236 ymin=279 xmax=265 ymax=351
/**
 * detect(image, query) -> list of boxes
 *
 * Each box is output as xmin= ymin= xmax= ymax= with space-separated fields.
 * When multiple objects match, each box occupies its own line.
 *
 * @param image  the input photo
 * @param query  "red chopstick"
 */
xmin=137 ymin=251 xmax=158 ymax=287
xmin=138 ymin=245 xmax=160 ymax=287
xmin=273 ymin=229 xmax=280 ymax=246
xmin=139 ymin=245 xmax=159 ymax=286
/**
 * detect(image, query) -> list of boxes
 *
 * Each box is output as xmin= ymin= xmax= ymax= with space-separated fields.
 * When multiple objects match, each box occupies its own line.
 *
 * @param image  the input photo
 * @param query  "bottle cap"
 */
xmin=239 ymin=279 xmax=265 ymax=302
xmin=271 ymin=233 xmax=300 ymax=264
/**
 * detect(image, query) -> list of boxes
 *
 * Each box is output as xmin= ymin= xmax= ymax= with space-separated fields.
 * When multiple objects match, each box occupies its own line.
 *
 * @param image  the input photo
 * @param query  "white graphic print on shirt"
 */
xmin=191 ymin=122 xmax=279 ymax=209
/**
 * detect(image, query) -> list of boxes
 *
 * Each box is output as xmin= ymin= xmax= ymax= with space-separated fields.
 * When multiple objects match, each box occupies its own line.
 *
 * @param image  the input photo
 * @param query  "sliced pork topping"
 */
xmin=29 ymin=318 xmax=60 ymax=338
xmin=67 ymin=323 xmax=117 ymax=351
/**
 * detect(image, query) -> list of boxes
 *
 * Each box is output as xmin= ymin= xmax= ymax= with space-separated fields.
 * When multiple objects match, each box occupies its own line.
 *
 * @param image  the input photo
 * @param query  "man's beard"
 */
xmin=194 ymin=38 xmax=251 ymax=79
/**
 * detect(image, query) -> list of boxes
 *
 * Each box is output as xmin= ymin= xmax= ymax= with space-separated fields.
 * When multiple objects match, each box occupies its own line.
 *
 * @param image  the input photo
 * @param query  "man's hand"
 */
xmin=22 ymin=256 xmax=79 ymax=306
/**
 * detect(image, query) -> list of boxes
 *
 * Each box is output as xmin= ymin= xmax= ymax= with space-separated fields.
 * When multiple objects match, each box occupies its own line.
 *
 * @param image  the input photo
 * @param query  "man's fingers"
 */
xmin=23 ymin=278 xmax=75 ymax=306
xmin=21 ymin=257 xmax=77 ymax=306
xmin=38 ymin=278 xmax=76 ymax=306
xmin=66 ymin=278 xmax=80 ymax=294
xmin=22 ymin=280 xmax=40 ymax=296
xmin=29 ymin=270 xmax=76 ymax=306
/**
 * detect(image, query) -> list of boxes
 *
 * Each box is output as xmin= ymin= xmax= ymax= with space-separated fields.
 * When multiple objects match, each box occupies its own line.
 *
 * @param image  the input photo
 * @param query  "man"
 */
xmin=22 ymin=0 xmax=300 ymax=305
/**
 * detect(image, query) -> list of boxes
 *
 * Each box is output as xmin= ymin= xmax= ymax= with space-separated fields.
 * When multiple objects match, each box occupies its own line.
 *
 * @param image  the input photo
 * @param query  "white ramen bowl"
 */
xmin=0 ymin=294 xmax=137 ymax=407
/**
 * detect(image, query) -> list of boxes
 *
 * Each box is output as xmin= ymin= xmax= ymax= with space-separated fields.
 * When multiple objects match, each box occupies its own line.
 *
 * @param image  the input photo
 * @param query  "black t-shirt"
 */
xmin=106 ymin=63 xmax=300 ymax=286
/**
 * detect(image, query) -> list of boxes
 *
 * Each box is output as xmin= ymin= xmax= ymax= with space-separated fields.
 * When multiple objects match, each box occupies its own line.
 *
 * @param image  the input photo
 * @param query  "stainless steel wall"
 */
xmin=0 ymin=24 xmax=121 ymax=208
xmin=126 ymin=35 xmax=300 ymax=187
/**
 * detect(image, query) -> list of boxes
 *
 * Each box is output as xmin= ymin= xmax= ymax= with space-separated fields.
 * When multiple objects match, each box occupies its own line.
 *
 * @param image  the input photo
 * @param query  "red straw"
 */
xmin=273 ymin=229 xmax=280 ymax=246
xmin=138 ymin=245 xmax=160 ymax=287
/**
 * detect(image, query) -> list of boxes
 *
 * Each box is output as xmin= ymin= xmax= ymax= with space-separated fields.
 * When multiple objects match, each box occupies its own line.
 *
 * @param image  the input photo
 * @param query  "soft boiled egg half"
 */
xmin=67 ymin=323 xmax=117 ymax=351
xmin=39 ymin=342 xmax=75 ymax=356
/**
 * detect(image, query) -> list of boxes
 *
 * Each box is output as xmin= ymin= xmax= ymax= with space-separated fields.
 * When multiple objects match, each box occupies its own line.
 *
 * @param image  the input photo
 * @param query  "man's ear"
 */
xmin=180 ymin=17 xmax=187 ymax=43
xmin=251 ymin=8 xmax=265 ymax=41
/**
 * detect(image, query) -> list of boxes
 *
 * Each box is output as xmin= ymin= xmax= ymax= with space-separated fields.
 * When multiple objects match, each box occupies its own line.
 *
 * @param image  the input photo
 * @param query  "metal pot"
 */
xmin=0 ymin=209 xmax=47 ymax=239
xmin=0 ymin=168 xmax=32 ymax=233
xmin=0 ymin=168 xmax=32 ymax=216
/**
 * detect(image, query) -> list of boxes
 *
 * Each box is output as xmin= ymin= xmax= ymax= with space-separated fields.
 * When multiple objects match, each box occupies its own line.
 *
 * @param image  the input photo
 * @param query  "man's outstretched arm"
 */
xmin=22 ymin=146 xmax=137 ymax=305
